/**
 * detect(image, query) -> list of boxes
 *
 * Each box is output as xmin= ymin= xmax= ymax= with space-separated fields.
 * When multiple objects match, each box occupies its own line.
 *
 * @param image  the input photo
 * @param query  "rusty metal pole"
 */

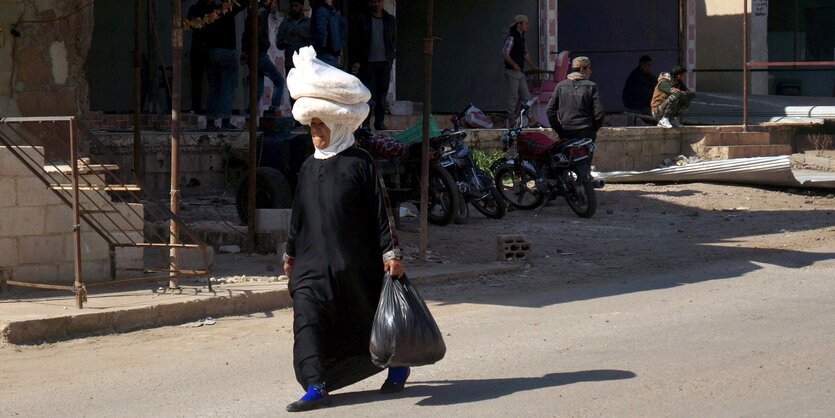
xmin=134 ymin=0 xmax=143 ymax=181
xmin=69 ymin=118 xmax=84 ymax=309
xmin=742 ymin=0 xmax=749 ymax=132
xmin=169 ymin=0 xmax=183 ymax=288
xmin=419 ymin=0 xmax=434 ymax=262
xmin=247 ymin=0 xmax=259 ymax=252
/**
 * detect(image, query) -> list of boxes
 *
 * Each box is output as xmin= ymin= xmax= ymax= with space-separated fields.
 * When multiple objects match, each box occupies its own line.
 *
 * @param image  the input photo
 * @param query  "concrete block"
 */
xmin=0 ymin=177 xmax=16 ymax=207
xmin=0 ymin=206 xmax=46 ymax=237
xmin=67 ymin=232 xmax=112 ymax=262
xmin=497 ymin=234 xmax=531 ymax=260
xmin=19 ymin=235 xmax=66 ymax=264
xmin=12 ymin=263 xmax=59 ymax=282
xmin=256 ymin=208 xmax=292 ymax=233
xmin=44 ymin=205 xmax=72 ymax=234
xmin=0 ymin=146 xmax=45 ymax=177
xmin=0 ymin=238 xmax=18 ymax=266
xmin=16 ymin=177 xmax=61 ymax=206
xmin=58 ymin=260 xmax=110 ymax=283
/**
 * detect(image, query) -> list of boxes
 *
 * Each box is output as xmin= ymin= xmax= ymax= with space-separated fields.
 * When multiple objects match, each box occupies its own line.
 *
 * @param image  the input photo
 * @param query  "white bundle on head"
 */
xmin=287 ymin=47 xmax=371 ymax=159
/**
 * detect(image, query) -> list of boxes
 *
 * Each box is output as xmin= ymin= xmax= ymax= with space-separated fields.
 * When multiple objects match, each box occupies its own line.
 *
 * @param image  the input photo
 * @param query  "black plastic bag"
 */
xmin=369 ymin=273 xmax=446 ymax=368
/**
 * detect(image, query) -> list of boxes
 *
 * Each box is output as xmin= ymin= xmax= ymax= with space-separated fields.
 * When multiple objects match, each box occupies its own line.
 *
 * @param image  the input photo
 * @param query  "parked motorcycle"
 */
xmin=436 ymin=130 xmax=507 ymax=220
xmin=356 ymin=129 xmax=462 ymax=226
xmin=491 ymin=99 xmax=604 ymax=218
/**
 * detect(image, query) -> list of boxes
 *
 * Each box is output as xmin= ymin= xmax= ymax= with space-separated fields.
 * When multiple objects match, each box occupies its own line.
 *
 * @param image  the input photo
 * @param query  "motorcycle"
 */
xmin=356 ymin=129 xmax=462 ymax=226
xmin=491 ymin=99 xmax=604 ymax=218
xmin=436 ymin=130 xmax=507 ymax=221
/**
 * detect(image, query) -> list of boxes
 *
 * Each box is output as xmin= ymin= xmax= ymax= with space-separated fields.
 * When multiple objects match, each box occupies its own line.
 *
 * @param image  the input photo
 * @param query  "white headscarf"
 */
xmin=287 ymin=47 xmax=371 ymax=159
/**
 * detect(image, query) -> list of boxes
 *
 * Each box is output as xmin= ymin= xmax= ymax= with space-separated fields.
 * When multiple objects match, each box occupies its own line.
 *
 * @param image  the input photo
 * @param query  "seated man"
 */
xmin=651 ymin=66 xmax=694 ymax=128
xmin=622 ymin=55 xmax=655 ymax=115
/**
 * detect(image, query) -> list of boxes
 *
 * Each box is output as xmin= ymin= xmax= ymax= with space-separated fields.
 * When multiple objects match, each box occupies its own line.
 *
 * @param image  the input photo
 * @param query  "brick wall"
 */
xmin=0 ymin=146 xmax=143 ymax=285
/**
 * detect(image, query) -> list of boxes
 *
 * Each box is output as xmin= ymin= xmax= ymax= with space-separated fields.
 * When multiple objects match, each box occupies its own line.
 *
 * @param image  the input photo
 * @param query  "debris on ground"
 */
xmin=182 ymin=317 xmax=217 ymax=327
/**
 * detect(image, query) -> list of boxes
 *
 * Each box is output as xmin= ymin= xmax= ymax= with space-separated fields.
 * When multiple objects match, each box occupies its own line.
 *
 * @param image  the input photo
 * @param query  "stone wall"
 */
xmin=0 ymin=146 xmax=143 ymax=285
xmin=0 ymin=1 xmax=95 ymax=160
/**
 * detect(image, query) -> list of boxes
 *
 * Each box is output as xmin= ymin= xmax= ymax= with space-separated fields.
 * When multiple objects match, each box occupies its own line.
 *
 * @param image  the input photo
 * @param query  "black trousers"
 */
xmin=359 ymin=61 xmax=392 ymax=129
xmin=190 ymin=48 xmax=207 ymax=113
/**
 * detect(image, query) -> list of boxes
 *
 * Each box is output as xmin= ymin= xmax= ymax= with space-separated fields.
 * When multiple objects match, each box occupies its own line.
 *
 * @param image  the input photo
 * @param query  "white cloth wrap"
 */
xmin=287 ymin=47 xmax=371 ymax=104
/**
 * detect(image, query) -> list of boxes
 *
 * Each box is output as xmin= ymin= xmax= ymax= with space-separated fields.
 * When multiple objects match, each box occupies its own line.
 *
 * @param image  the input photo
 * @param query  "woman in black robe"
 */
xmin=282 ymin=46 xmax=408 ymax=413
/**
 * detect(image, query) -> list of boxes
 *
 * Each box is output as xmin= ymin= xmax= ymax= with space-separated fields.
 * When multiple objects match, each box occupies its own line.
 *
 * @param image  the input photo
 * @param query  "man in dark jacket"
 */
xmin=546 ymin=56 xmax=605 ymax=140
xmin=242 ymin=0 xmax=285 ymax=113
xmin=187 ymin=0 xmax=217 ymax=114
xmin=350 ymin=0 xmax=397 ymax=130
xmin=276 ymin=0 xmax=311 ymax=75
xmin=621 ymin=55 xmax=655 ymax=114
xmin=309 ymin=0 xmax=343 ymax=67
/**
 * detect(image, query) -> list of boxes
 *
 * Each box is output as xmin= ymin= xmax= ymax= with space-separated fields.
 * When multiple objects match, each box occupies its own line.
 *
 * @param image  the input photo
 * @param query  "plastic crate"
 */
xmin=391 ymin=116 xmax=442 ymax=145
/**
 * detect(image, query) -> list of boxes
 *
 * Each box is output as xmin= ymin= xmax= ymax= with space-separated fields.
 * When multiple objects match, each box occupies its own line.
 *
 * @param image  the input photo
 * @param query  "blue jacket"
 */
xmin=310 ymin=3 xmax=344 ymax=56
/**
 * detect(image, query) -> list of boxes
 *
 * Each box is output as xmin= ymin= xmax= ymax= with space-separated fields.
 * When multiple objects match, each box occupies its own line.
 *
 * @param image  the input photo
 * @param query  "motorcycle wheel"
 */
xmin=471 ymin=174 xmax=508 ymax=219
xmin=453 ymin=191 xmax=469 ymax=225
xmin=494 ymin=162 xmax=544 ymax=210
xmin=427 ymin=163 xmax=462 ymax=226
xmin=563 ymin=168 xmax=597 ymax=218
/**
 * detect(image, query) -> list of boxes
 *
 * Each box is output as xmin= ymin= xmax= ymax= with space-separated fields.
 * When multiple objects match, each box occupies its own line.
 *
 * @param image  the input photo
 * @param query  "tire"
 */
xmin=426 ymin=163 xmax=462 ymax=226
xmin=236 ymin=167 xmax=293 ymax=225
xmin=470 ymin=174 xmax=508 ymax=219
xmin=563 ymin=168 xmax=597 ymax=218
xmin=494 ymin=162 xmax=544 ymax=210
xmin=453 ymin=190 xmax=469 ymax=225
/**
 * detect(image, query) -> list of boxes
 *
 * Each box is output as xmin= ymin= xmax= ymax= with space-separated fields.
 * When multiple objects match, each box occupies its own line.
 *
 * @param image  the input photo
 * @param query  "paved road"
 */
xmin=2 ymin=248 xmax=834 ymax=417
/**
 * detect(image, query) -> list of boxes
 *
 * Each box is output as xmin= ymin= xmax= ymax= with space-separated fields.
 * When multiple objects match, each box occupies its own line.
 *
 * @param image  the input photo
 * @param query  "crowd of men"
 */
xmin=187 ymin=0 xmax=396 ymax=131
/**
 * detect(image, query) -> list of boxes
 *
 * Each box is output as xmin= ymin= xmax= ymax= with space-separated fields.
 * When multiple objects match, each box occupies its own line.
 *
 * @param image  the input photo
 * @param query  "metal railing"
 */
xmin=0 ymin=116 xmax=212 ymax=308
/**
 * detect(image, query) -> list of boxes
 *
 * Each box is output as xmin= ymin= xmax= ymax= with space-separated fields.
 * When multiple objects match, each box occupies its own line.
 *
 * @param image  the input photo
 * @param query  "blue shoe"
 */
xmin=286 ymin=384 xmax=332 ymax=412
xmin=380 ymin=367 xmax=410 ymax=394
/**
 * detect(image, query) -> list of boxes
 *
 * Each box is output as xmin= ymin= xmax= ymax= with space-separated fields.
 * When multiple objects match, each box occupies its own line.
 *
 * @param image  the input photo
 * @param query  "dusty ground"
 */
xmin=395 ymin=181 xmax=835 ymax=288
xmin=183 ymin=181 xmax=835 ymax=289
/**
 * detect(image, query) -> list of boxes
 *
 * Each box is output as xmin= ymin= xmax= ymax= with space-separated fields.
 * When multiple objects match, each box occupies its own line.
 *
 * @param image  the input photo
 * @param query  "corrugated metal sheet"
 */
xmin=598 ymin=156 xmax=835 ymax=189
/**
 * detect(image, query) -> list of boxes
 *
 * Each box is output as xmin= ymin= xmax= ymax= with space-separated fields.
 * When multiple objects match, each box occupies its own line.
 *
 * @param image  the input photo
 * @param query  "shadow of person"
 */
xmin=332 ymin=369 xmax=636 ymax=407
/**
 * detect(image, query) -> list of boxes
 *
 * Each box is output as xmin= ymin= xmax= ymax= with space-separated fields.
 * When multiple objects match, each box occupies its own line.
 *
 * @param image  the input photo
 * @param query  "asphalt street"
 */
xmin=1 ymin=246 xmax=834 ymax=417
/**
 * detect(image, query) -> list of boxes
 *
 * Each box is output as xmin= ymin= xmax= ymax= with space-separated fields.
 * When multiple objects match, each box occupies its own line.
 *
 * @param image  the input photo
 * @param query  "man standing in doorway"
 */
xmin=310 ymin=0 xmax=344 ymax=67
xmin=502 ymin=14 xmax=538 ymax=128
xmin=187 ymin=0 xmax=216 ymax=114
xmin=350 ymin=0 xmax=397 ymax=131
xmin=242 ymin=0 xmax=285 ymax=114
xmin=277 ymin=0 xmax=311 ymax=76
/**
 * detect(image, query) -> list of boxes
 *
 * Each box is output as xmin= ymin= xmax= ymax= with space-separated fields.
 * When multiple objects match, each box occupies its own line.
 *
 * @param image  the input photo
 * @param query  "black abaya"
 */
xmin=286 ymin=147 xmax=398 ymax=391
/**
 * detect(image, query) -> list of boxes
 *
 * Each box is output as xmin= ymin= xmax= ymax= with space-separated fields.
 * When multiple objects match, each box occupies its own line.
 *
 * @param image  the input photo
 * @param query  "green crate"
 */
xmin=391 ymin=116 xmax=442 ymax=144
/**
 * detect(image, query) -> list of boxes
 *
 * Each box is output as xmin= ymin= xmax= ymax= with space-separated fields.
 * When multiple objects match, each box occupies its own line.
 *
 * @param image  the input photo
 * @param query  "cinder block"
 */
xmin=0 ymin=238 xmax=18 ymax=266
xmin=12 ymin=263 xmax=59 ymax=282
xmin=0 ymin=146 xmax=45 ymax=177
xmin=256 ymin=208 xmax=292 ymax=233
xmin=19 ymin=235 xmax=66 ymax=264
xmin=58 ymin=260 xmax=109 ymax=283
xmin=0 ymin=206 xmax=46 ymax=237
xmin=16 ymin=177 xmax=61 ymax=206
xmin=66 ymin=231 xmax=112 ymax=262
xmin=497 ymin=234 xmax=531 ymax=260
xmin=44 ymin=205 xmax=72 ymax=234
xmin=0 ymin=177 xmax=16 ymax=207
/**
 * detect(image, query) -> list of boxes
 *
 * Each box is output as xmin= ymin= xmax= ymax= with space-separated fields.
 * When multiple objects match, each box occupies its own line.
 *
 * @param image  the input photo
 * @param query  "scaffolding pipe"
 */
xmin=743 ymin=0 xmax=749 ymax=132
xmin=169 ymin=0 xmax=183 ymax=289
xmin=247 ymin=0 xmax=259 ymax=252
xmin=69 ymin=118 xmax=85 ymax=309
xmin=134 ymin=0 xmax=143 ymax=180
xmin=419 ymin=0 xmax=434 ymax=262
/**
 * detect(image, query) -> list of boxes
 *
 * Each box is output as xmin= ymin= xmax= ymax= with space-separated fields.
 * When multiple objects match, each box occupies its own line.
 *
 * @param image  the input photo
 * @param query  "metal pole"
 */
xmin=169 ymin=0 xmax=183 ymax=288
xmin=247 ymin=0 xmax=259 ymax=252
xmin=69 ymin=118 xmax=84 ymax=309
xmin=419 ymin=0 xmax=434 ymax=262
xmin=743 ymin=0 xmax=749 ymax=132
xmin=134 ymin=0 xmax=143 ymax=181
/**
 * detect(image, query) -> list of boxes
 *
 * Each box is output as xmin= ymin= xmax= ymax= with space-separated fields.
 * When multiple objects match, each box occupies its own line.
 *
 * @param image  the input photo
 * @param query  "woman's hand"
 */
xmin=384 ymin=259 xmax=404 ymax=278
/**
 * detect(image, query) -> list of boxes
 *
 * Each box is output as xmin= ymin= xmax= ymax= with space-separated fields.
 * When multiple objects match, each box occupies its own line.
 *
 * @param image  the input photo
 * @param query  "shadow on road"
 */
xmin=332 ymin=369 xmax=636 ymax=407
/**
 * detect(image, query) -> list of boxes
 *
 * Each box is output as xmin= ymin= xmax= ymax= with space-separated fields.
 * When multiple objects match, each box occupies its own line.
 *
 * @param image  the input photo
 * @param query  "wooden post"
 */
xmin=169 ymin=0 xmax=183 ymax=288
xmin=419 ymin=0 xmax=434 ymax=262
xmin=247 ymin=0 xmax=259 ymax=252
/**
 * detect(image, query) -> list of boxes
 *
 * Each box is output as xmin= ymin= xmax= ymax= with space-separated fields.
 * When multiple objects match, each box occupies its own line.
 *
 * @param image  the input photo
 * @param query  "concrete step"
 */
xmin=704 ymin=132 xmax=773 ymax=146
xmin=706 ymin=144 xmax=793 ymax=159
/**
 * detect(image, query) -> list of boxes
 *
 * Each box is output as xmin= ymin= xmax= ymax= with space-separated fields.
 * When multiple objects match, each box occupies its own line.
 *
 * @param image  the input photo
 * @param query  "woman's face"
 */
xmin=310 ymin=118 xmax=331 ymax=150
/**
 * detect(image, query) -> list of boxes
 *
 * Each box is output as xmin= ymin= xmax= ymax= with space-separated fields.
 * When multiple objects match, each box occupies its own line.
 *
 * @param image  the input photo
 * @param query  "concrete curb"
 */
xmin=1 ymin=262 xmax=524 ymax=345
